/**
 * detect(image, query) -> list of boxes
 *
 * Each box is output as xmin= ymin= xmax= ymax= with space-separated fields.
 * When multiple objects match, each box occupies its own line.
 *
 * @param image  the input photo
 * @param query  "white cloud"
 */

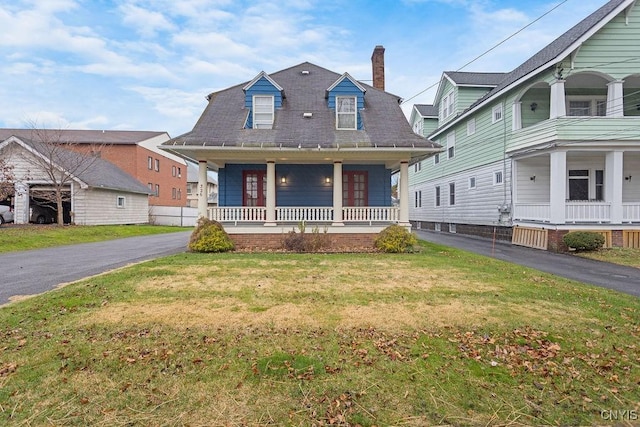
xmin=119 ymin=4 xmax=177 ymax=38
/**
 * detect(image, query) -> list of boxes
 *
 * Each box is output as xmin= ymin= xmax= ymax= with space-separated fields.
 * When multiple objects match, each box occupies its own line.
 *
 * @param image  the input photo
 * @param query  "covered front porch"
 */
xmin=512 ymin=149 xmax=640 ymax=224
xmin=192 ymin=148 xmax=419 ymax=233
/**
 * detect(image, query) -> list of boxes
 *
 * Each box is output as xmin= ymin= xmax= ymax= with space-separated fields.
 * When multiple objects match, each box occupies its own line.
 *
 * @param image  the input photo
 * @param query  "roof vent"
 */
xmin=301 ymin=70 xmax=310 ymax=75
xmin=303 ymin=112 xmax=313 ymax=118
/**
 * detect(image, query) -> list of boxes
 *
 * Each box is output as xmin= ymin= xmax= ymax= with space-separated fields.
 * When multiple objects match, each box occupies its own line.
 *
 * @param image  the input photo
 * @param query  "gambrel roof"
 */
xmin=166 ymin=62 xmax=438 ymax=151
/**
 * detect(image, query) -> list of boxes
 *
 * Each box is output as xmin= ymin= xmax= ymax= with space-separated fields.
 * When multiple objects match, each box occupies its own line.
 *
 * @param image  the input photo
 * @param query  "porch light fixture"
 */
xmin=325 ymin=176 xmax=331 ymax=184
xmin=530 ymin=175 xmax=536 ymax=182
xmin=281 ymin=176 xmax=287 ymax=184
xmin=625 ymin=175 xmax=632 ymax=182
xmin=530 ymin=102 xmax=538 ymax=112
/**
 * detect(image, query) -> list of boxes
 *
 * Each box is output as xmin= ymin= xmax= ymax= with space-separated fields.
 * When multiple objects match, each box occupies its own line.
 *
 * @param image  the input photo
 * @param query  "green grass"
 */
xmin=575 ymin=247 xmax=640 ymax=269
xmin=0 ymin=224 xmax=189 ymax=253
xmin=0 ymin=242 xmax=638 ymax=426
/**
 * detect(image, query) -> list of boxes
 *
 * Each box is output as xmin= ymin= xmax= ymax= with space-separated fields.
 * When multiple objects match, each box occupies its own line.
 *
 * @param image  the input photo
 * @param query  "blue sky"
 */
xmin=0 ymin=0 xmax=607 ymax=137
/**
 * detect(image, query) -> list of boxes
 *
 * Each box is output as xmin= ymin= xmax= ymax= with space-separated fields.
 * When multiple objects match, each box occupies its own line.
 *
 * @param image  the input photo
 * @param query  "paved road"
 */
xmin=415 ymin=230 xmax=640 ymax=298
xmin=0 ymin=231 xmax=191 ymax=305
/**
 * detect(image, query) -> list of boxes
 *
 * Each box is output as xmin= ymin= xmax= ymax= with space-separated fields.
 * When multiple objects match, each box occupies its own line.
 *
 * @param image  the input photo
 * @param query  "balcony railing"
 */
xmin=208 ymin=206 xmax=399 ymax=224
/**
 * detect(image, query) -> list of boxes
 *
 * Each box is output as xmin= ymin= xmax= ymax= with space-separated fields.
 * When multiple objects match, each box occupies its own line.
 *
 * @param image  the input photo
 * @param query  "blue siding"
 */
xmin=344 ymin=165 xmax=391 ymax=206
xmin=218 ymin=164 xmax=391 ymax=207
xmin=327 ymin=79 xmax=365 ymax=130
xmin=244 ymin=76 xmax=282 ymax=128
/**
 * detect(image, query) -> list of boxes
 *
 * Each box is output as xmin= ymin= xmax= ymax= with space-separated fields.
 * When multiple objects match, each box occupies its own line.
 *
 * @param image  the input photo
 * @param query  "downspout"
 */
xmin=500 ymin=97 xmax=510 ymax=224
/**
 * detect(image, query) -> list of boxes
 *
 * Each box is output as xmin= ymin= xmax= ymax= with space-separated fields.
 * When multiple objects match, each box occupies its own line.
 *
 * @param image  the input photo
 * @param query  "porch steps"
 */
xmin=512 ymin=226 xmax=548 ymax=250
xmin=623 ymin=230 xmax=640 ymax=248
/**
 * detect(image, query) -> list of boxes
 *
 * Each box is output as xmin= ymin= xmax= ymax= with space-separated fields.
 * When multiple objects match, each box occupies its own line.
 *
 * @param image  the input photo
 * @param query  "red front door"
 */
xmin=243 ymin=171 xmax=266 ymax=206
xmin=343 ymin=171 xmax=368 ymax=206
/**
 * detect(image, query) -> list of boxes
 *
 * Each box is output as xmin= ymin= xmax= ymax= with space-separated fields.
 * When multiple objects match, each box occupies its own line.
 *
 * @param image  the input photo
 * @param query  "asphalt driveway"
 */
xmin=415 ymin=229 xmax=640 ymax=298
xmin=0 ymin=231 xmax=191 ymax=306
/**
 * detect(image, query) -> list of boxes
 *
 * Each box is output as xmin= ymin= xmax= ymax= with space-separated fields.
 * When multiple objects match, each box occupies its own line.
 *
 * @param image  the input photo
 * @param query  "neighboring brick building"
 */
xmin=0 ymin=129 xmax=188 ymax=208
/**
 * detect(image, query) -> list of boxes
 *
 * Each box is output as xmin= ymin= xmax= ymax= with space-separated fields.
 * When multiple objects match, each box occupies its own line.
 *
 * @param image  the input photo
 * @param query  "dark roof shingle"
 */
xmin=169 ymin=62 xmax=437 ymax=150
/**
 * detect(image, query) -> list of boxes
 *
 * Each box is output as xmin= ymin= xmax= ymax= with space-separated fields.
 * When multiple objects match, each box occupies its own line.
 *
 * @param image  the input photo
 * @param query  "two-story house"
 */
xmin=163 ymin=46 xmax=440 ymax=249
xmin=409 ymin=0 xmax=640 ymax=251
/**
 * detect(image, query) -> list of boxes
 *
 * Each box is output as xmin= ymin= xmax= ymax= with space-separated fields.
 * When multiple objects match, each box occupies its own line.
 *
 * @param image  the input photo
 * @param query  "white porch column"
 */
xmin=606 ymin=151 xmax=624 ymax=224
xmin=512 ymin=102 xmax=522 ymax=130
xmin=549 ymin=151 xmax=567 ymax=224
xmin=265 ymin=160 xmax=276 ymax=226
xmin=332 ymin=161 xmax=344 ymax=226
xmin=399 ymin=161 xmax=410 ymax=226
xmin=197 ymin=160 xmax=208 ymax=219
xmin=606 ymin=80 xmax=624 ymax=117
xmin=549 ymin=79 xmax=566 ymax=119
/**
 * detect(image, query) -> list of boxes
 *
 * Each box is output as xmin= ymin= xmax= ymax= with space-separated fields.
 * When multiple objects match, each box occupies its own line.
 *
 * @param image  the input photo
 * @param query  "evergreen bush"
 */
xmin=562 ymin=231 xmax=605 ymax=252
xmin=188 ymin=218 xmax=235 ymax=253
xmin=374 ymin=225 xmax=418 ymax=253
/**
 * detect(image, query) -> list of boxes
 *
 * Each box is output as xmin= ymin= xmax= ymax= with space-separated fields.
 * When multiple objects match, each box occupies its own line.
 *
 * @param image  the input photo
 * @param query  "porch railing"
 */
xmin=623 ymin=203 xmax=640 ymax=222
xmin=209 ymin=207 xmax=266 ymax=222
xmin=343 ymin=207 xmax=399 ymax=222
xmin=513 ymin=203 xmax=550 ymax=222
xmin=208 ymin=206 xmax=399 ymax=224
xmin=566 ymin=202 xmax=610 ymax=223
xmin=514 ymin=202 xmax=614 ymax=223
xmin=276 ymin=207 xmax=333 ymax=222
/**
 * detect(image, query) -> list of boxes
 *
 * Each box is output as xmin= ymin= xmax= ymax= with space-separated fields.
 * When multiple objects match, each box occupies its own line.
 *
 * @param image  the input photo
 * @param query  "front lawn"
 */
xmin=0 ymin=242 xmax=638 ymax=425
xmin=0 ymin=224 xmax=188 ymax=253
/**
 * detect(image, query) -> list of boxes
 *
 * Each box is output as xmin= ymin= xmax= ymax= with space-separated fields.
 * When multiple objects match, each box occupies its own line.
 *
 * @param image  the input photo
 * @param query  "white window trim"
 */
xmin=492 ymin=104 xmax=503 ymax=124
xmin=493 ymin=170 xmax=504 ymax=185
xmin=468 ymin=176 xmax=476 ymax=190
xmin=116 ymin=196 xmax=126 ymax=208
xmin=467 ymin=118 xmax=476 ymax=136
xmin=336 ymin=96 xmax=357 ymax=130
xmin=434 ymin=153 xmax=440 ymax=165
xmin=446 ymin=132 xmax=455 ymax=159
xmin=441 ymin=91 xmax=454 ymax=120
xmin=449 ymin=182 xmax=455 ymax=206
xmin=566 ymin=95 xmax=607 ymax=117
xmin=434 ymin=185 xmax=441 ymax=207
xmin=253 ymin=95 xmax=275 ymax=129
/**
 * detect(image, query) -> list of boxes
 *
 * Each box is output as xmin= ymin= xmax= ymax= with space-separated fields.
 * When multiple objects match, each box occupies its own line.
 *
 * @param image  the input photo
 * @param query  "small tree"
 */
xmin=22 ymin=124 xmax=106 ymax=225
xmin=0 ymin=158 xmax=15 ymax=201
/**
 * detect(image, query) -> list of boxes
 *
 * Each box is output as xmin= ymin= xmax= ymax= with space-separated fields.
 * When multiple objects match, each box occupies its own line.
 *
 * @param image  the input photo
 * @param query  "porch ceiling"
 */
xmin=162 ymin=145 xmax=440 ymax=170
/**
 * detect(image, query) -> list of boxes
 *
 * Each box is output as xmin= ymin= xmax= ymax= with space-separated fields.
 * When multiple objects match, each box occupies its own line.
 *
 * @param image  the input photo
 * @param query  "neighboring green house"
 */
xmin=409 ymin=0 xmax=640 ymax=251
xmin=163 ymin=47 xmax=439 ymax=249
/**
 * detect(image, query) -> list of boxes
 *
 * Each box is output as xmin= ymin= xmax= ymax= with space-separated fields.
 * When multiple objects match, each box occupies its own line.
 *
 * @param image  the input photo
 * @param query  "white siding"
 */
xmin=410 ymin=160 xmax=512 ymax=225
xmin=74 ymin=189 xmax=149 ymax=225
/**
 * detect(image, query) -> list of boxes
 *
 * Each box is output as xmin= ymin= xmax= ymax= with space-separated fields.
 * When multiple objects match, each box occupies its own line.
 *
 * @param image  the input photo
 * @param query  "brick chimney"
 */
xmin=371 ymin=45 xmax=385 ymax=91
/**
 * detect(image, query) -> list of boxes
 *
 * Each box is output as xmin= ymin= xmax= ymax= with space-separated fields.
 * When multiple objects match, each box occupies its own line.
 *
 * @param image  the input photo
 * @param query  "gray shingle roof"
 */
xmin=414 ymin=104 xmax=438 ymax=117
xmin=444 ymin=71 xmax=506 ymax=86
xmin=470 ymin=0 xmax=628 ymax=110
xmin=167 ymin=62 xmax=438 ymax=150
xmin=4 ymin=136 xmax=151 ymax=194
xmin=0 ymin=129 xmax=165 ymax=145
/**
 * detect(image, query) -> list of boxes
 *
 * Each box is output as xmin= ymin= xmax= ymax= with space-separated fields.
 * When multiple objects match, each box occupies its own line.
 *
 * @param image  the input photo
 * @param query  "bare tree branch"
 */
xmin=22 ymin=123 xmax=107 ymax=225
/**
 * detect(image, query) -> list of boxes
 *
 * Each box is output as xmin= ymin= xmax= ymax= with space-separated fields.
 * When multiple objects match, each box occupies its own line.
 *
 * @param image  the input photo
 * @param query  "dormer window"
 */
xmin=253 ymin=95 xmax=274 ymax=129
xmin=336 ymin=96 xmax=357 ymax=130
